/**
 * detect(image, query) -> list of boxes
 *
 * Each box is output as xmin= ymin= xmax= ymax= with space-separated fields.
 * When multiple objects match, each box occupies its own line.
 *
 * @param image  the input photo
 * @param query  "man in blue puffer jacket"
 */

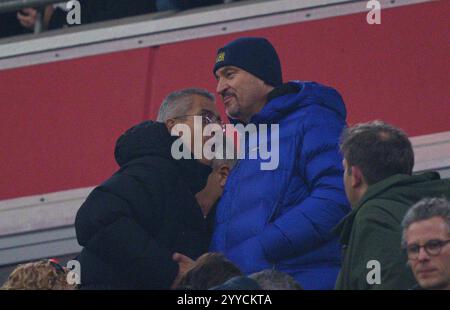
xmin=210 ymin=37 xmax=351 ymax=290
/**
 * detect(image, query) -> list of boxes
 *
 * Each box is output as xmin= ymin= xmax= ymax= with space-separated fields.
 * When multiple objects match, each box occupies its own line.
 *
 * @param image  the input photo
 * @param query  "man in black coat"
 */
xmin=75 ymin=88 xmax=222 ymax=289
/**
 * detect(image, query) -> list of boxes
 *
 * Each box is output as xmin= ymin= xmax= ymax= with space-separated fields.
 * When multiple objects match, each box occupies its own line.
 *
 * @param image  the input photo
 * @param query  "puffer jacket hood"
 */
xmin=113 ymin=120 xmax=211 ymax=195
xmin=114 ymin=121 xmax=176 ymax=167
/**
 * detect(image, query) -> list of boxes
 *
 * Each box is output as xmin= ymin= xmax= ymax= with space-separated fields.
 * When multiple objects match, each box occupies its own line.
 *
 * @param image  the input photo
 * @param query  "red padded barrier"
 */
xmin=0 ymin=0 xmax=448 ymax=199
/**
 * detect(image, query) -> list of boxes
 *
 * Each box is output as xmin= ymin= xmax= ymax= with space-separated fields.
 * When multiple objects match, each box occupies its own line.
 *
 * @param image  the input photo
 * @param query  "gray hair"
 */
xmin=156 ymin=88 xmax=215 ymax=122
xmin=401 ymin=197 xmax=450 ymax=247
xmin=248 ymin=270 xmax=303 ymax=290
xmin=340 ymin=120 xmax=414 ymax=185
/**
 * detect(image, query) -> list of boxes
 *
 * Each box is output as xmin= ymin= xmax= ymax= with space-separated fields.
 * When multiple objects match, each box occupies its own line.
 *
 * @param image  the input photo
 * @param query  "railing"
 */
xmin=0 ymin=0 xmax=63 ymax=12
xmin=0 ymin=0 xmax=65 ymax=33
xmin=0 ymin=0 xmax=365 ymax=36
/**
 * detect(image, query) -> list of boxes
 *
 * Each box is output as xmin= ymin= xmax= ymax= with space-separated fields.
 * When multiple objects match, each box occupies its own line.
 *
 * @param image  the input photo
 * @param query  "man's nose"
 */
xmin=417 ymin=247 xmax=430 ymax=261
xmin=216 ymin=78 xmax=228 ymax=95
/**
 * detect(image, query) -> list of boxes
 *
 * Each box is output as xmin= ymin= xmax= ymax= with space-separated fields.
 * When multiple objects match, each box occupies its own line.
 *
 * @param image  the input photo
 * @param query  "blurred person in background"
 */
xmin=210 ymin=276 xmax=261 ymax=290
xmin=0 ymin=0 xmax=157 ymax=38
xmin=1 ymin=259 xmax=76 ymax=290
xmin=249 ymin=270 xmax=303 ymax=290
xmin=0 ymin=0 xmax=240 ymax=38
xmin=335 ymin=121 xmax=450 ymax=290
xmin=175 ymin=252 xmax=242 ymax=290
xmin=402 ymin=197 xmax=450 ymax=290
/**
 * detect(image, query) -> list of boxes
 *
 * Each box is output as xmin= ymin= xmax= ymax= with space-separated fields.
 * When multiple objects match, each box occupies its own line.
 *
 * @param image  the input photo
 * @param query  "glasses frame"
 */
xmin=405 ymin=239 xmax=450 ymax=260
xmin=173 ymin=111 xmax=222 ymax=125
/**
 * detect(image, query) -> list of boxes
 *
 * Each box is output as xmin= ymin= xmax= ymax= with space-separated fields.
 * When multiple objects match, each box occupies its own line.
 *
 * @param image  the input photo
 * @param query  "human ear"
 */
xmin=218 ymin=165 xmax=230 ymax=187
xmin=165 ymin=119 xmax=187 ymax=138
xmin=165 ymin=119 xmax=176 ymax=133
xmin=351 ymin=166 xmax=363 ymax=188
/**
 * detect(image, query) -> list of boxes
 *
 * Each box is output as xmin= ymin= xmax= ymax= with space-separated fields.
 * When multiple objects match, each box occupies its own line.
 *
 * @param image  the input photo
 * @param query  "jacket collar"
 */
xmin=333 ymin=172 xmax=441 ymax=244
xmin=227 ymin=82 xmax=302 ymax=126
xmin=228 ymin=81 xmax=347 ymax=126
xmin=250 ymin=82 xmax=303 ymax=125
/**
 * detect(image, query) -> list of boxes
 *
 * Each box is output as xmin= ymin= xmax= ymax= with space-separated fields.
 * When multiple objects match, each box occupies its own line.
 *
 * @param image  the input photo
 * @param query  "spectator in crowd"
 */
xmin=210 ymin=276 xmax=262 ymax=290
xmin=74 ymin=88 xmax=221 ymax=289
xmin=1 ymin=259 xmax=76 ymax=290
xmin=195 ymin=134 xmax=238 ymax=220
xmin=0 ymin=10 xmax=38 ymax=38
xmin=172 ymin=134 xmax=238 ymax=287
xmin=334 ymin=121 xmax=450 ymax=290
xmin=0 ymin=12 xmax=20 ymax=38
xmin=402 ymin=197 xmax=450 ymax=290
xmin=209 ymin=37 xmax=350 ymax=290
xmin=16 ymin=5 xmax=60 ymax=31
xmin=0 ymin=0 xmax=157 ymax=38
xmin=0 ymin=0 xmax=245 ymax=39
xmin=176 ymin=252 xmax=242 ymax=289
xmin=249 ymin=270 xmax=303 ymax=290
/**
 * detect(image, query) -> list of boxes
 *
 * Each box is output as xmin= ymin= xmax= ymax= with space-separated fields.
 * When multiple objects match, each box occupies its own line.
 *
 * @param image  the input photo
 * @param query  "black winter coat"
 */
xmin=75 ymin=121 xmax=212 ymax=289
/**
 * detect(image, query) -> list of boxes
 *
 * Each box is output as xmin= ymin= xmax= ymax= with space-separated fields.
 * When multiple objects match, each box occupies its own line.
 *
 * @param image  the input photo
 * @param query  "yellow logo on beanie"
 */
xmin=216 ymin=51 xmax=225 ymax=63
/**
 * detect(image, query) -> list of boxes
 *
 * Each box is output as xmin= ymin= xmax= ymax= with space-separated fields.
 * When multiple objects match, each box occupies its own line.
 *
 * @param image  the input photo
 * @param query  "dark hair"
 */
xmin=340 ymin=120 xmax=414 ymax=185
xmin=249 ymin=270 xmax=303 ymax=290
xmin=176 ymin=253 xmax=242 ymax=290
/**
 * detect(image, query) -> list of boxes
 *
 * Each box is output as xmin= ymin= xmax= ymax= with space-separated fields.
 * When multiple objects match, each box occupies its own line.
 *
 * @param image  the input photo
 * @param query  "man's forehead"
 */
xmin=190 ymin=100 xmax=220 ymax=116
xmin=407 ymin=217 xmax=448 ymax=240
xmin=215 ymin=65 xmax=241 ymax=76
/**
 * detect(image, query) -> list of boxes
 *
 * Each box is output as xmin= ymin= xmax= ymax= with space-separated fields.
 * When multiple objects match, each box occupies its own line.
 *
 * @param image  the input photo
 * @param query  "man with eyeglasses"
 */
xmin=75 ymin=88 xmax=223 ymax=289
xmin=334 ymin=121 xmax=450 ymax=290
xmin=402 ymin=198 xmax=450 ymax=290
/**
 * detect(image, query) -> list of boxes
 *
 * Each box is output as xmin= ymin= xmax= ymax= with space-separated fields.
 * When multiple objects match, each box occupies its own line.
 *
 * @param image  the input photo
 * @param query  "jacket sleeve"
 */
xmin=343 ymin=204 xmax=416 ymax=290
xmin=258 ymin=111 xmax=350 ymax=262
xmin=75 ymin=173 xmax=178 ymax=289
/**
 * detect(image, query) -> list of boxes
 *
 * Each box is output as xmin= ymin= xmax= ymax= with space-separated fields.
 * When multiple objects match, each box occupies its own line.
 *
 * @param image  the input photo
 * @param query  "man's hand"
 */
xmin=17 ymin=6 xmax=54 ymax=30
xmin=170 ymin=252 xmax=195 ymax=289
xmin=196 ymin=172 xmax=222 ymax=217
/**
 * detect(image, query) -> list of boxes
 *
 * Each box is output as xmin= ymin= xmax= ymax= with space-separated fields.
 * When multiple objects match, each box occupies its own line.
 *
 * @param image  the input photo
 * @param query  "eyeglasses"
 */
xmin=405 ymin=239 xmax=450 ymax=259
xmin=174 ymin=110 xmax=222 ymax=125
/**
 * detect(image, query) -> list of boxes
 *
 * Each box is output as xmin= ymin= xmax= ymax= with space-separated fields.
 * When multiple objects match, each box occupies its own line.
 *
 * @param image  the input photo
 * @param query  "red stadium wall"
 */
xmin=0 ymin=0 xmax=448 ymax=200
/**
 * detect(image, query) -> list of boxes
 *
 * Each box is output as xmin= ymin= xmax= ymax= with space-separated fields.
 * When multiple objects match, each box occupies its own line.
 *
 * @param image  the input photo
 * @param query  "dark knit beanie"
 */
xmin=213 ymin=37 xmax=282 ymax=87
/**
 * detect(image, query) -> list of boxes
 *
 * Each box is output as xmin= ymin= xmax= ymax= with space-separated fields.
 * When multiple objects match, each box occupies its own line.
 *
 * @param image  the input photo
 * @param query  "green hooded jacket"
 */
xmin=334 ymin=172 xmax=450 ymax=290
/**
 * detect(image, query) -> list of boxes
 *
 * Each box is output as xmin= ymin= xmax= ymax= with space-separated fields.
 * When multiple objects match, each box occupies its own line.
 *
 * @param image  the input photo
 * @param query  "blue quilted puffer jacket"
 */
xmin=210 ymin=81 xmax=351 ymax=290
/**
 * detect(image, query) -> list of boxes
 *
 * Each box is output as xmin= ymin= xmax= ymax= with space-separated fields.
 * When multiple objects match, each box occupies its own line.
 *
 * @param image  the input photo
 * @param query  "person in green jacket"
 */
xmin=334 ymin=120 xmax=450 ymax=290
